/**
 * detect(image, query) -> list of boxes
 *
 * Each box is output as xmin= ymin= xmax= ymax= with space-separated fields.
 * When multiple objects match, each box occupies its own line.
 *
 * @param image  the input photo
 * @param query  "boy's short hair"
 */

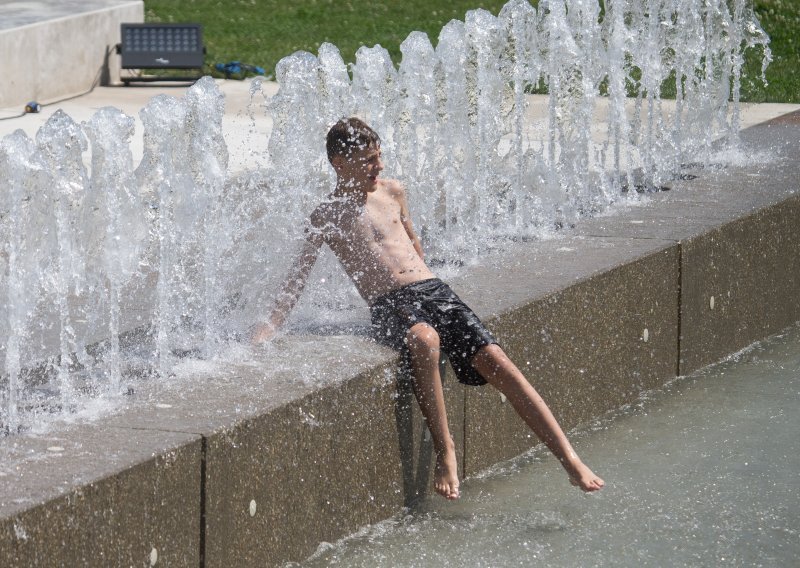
xmin=326 ymin=117 xmax=381 ymax=162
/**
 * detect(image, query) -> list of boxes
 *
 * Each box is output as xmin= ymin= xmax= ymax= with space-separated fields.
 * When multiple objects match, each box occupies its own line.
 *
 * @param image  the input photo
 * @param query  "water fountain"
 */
xmin=0 ymin=0 xmax=771 ymax=436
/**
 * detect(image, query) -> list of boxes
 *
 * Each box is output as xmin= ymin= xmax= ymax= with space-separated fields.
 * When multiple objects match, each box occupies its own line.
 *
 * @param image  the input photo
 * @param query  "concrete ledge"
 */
xmin=680 ymin=195 xmax=800 ymax=373
xmin=0 ymin=1 xmax=144 ymax=109
xmin=202 ymin=358 xmax=460 ymax=566
xmin=572 ymin=112 xmax=800 ymax=374
xmin=1 ymin=113 xmax=799 ymax=566
xmin=88 ymin=336 xmax=460 ymax=566
xmin=456 ymin=241 xmax=679 ymax=473
xmin=0 ymin=425 xmax=201 ymax=567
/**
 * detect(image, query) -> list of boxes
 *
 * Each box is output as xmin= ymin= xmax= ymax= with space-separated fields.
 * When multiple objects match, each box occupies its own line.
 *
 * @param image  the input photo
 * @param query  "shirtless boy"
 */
xmin=252 ymin=117 xmax=604 ymax=499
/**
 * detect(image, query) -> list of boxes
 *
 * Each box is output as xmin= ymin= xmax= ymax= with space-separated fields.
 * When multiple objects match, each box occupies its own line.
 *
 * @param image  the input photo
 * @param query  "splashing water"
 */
xmin=0 ymin=1 xmax=770 ymax=434
xmin=271 ymin=0 xmax=770 ymax=257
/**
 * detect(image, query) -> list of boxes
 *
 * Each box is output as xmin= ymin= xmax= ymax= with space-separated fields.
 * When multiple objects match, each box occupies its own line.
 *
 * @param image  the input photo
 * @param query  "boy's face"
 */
xmin=333 ymin=143 xmax=384 ymax=192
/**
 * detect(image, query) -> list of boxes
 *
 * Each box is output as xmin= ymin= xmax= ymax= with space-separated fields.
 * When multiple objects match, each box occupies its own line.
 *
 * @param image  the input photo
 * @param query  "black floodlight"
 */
xmin=117 ymin=23 xmax=205 ymax=82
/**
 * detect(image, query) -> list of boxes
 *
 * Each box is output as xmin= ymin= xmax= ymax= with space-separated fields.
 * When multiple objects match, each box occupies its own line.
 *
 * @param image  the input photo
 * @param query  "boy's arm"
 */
xmin=391 ymin=181 xmax=425 ymax=259
xmin=251 ymin=227 xmax=324 ymax=344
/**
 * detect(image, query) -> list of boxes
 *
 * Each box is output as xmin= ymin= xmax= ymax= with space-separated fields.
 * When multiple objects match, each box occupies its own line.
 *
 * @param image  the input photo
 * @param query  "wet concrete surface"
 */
xmin=0 ymin=424 xmax=201 ymax=566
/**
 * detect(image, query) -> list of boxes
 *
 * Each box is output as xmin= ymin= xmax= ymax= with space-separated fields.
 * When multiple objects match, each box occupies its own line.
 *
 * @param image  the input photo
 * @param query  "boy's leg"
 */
xmin=406 ymin=322 xmax=460 ymax=500
xmin=471 ymin=344 xmax=604 ymax=492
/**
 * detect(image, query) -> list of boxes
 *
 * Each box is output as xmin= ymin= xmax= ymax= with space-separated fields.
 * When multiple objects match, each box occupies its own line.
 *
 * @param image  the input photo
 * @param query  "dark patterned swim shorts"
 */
xmin=370 ymin=278 xmax=497 ymax=386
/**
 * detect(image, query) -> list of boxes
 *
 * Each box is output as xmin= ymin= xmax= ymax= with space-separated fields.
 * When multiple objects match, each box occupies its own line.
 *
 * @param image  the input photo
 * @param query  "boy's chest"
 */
xmin=362 ymin=198 xmax=403 ymax=242
xmin=326 ymin=199 xmax=403 ymax=247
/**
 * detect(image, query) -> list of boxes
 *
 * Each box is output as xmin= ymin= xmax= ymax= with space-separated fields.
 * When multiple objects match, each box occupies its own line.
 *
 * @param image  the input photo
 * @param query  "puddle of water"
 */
xmin=296 ymin=325 xmax=800 ymax=567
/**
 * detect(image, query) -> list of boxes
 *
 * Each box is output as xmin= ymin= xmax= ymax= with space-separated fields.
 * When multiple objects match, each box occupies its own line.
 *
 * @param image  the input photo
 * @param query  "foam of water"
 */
xmin=0 ymin=0 xmax=771 ymax=434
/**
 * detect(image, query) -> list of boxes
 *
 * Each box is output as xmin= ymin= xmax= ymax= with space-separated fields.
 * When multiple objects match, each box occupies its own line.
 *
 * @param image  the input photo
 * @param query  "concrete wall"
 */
xmin=680 ymin=195 xmax=800 ymax=374
xmin=0 ymin=2 xmax=144 ymax=109
xmin=0 ymin=426 xmax=201 ymax=567
xmin=457 ymin=241 xmax=680 ymax=473
xmin=1 ymin=112 xmax=798 ymax=566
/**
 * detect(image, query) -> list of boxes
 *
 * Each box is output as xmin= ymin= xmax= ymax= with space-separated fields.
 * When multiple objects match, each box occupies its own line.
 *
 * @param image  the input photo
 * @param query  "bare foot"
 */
xmin=250 ymin=322 xmax=276 ymax=344
xmin=434 ymin=448 xmax=460 ymax=500
xmin=566 ymin=461 xmax=604 ymax=492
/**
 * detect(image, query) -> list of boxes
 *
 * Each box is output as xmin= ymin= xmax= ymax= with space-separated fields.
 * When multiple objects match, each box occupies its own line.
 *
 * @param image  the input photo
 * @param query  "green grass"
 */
xmin=143 ymin=0 xmax=510 ymax=76
xmin=740 ymin=0 xmax=800 ymax=102
xmin=144 ymin=0 xmax=799 ymax=103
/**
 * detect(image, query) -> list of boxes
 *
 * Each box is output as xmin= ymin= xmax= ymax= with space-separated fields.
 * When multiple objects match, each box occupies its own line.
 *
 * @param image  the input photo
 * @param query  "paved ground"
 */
xmin=0 ymin=80 xmax=279 ymax=173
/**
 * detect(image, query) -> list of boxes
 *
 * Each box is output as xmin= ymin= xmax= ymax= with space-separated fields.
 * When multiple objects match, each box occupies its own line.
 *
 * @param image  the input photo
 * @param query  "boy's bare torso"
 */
xmin=311 ymin=179 xmax=435 ymax=304
xmin=256 ymin=119 xmax=604 ymax=497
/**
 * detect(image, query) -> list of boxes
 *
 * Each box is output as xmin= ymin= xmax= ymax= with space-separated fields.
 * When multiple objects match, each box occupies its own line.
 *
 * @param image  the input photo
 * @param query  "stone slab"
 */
xmin=94 ymin=335 xmax=461 ymax=566
xmin=675 ymin=112 xmax=800 ymax=374
xmin=679 ymin=195 xmax=800 ymax=374
xmin=0 ymin=423 xmax=201 ymax=567
xmin=575 ymin=174 xmax=796 ymax=243
xmin=0 ymin=1 xmax=144 ymax=108
xmin=0 ymin=1 xmax=135 ymax=30
xmin=453 ymin=238 xmax=680 ymax=474
xmin=200 ymin=362 xmax=404 ymax=567
xmin=575 ymin=111 xmax=800 ymax=242
xmin=202 ymin=360 xmax=462 ymax=567
xmin=572 ymin=113 xmax=800 ymax=376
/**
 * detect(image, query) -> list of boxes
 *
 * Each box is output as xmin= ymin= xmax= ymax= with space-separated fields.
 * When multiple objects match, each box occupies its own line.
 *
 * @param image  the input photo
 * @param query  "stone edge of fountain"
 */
xmin=1 ymin=113 xmax=799 ymax=566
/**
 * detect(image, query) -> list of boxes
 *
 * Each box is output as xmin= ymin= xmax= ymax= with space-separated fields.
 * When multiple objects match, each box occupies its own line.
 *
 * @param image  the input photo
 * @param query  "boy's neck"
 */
xmin=333 ymin=180 xmax=370 ymax=205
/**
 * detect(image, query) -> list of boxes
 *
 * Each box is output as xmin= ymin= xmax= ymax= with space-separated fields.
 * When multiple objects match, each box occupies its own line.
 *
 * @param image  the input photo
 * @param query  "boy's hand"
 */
xmin=250 ymin=322 xmax=277 ymax=344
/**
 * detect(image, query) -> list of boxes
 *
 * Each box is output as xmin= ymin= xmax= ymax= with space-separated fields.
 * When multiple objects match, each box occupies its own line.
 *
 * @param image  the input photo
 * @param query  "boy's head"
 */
xmin=326 ymin=118 xmax=383 ymax=191
xmin=326 ymin=117 xmax=381 ymax=163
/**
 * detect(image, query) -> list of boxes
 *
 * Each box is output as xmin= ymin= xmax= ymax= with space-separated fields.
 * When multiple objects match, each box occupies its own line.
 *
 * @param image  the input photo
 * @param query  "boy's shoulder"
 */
xmin=379 ymin=178 xmax=406 ymax=200
xmin=309 ymin=197 xmax=337 ymax=227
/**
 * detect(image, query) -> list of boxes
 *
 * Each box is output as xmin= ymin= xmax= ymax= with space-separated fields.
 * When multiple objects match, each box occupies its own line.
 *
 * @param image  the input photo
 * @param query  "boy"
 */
xmin=252 ymin=117 xmax=604 ymax=499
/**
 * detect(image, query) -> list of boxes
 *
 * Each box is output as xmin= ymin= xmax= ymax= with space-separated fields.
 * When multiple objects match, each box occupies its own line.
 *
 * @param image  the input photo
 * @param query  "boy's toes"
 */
xmin=435 ymin=480 xmax=460 ymax=500
xmin=434 ymin=451 xmax=461 ymax=499
xmin=447 ymin=483 xmax=460 ymax=500
xmin=571 ymin=474 xmax=605 ymax=492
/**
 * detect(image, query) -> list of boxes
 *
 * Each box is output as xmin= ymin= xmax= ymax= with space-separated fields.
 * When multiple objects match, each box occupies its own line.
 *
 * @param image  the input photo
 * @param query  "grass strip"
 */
xmin=144 ymin=0 xmax=798 ymax=103
xmin=143 ymin=1 xmax=509 ymax=76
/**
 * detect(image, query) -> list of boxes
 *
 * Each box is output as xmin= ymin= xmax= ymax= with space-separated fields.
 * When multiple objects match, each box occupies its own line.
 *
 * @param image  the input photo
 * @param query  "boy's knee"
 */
xmin=471 ymin=343 xmax=509 ymax=370
xmin=406 ymin=323 xmax=440 ymax=352
xmin=477 ymin=343 xmax=505 ymax=360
